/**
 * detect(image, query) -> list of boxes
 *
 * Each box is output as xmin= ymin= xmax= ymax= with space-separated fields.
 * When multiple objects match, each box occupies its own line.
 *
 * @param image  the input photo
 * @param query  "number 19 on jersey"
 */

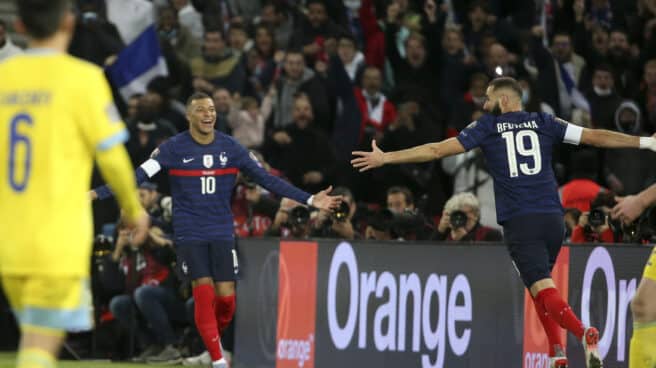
xmin=501 ymin=130 xmax=542 ymax=177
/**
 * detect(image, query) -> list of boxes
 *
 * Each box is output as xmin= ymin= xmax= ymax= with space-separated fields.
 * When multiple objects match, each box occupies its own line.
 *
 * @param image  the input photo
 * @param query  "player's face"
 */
xmin=483 ymin=86 xmax=502 ymax=115
xmin=187 ymin=98 xmax=216 ymax=135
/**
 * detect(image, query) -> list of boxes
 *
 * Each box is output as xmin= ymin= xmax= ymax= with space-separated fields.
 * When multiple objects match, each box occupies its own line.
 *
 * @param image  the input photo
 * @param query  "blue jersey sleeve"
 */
xmin=541 ymin=113 xmax=582 ymax=145
xmin=456 ymin=116 xmax=491 ymax=151
xmin=233 ymin=140 xmax=311 ymax=204
xmin=94 ymin=142 xmax=173 ymax=200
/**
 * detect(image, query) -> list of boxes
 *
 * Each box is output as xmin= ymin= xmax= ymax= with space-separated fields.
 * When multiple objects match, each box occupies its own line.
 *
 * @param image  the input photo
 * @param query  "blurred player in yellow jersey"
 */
xmin=0 ymin=1 xmax=149 ymax=367
xmin=612 ymin=184 xmax=656 ymax=368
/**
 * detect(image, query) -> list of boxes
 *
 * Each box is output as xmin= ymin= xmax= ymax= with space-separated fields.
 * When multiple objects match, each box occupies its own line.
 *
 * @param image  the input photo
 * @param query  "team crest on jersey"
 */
xmin=219 ymin=152 xmax=228 ymax=166
xmin=203 ymin=154 xmax=214 ymax=168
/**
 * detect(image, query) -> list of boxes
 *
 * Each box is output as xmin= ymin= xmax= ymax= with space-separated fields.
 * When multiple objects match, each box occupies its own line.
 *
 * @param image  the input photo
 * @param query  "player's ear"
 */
xmin=61 ymin=11 xmax=76 ymax=34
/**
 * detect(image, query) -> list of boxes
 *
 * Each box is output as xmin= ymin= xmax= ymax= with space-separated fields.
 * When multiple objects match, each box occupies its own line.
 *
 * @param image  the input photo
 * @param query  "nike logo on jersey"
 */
xmin=183 ymin=158 xmax=194 ymax=163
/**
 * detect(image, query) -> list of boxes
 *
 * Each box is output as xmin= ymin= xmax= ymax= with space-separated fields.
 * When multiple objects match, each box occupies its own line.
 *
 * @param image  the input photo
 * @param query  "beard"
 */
xmin=491 ymin=102 xmax=502 ymax=116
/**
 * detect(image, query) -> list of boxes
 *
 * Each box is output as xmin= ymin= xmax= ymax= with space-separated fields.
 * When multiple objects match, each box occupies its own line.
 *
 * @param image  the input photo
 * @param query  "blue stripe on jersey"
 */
xmin=96 ymin=129 xmax=129 ymax=151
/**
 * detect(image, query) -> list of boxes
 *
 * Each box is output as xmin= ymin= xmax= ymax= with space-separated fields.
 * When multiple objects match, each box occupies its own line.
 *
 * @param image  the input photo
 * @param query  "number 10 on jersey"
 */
xmin=501 ymin=130 xmax=542 ymax=177
xmin=200 ymin=176 xmax=216 ymax=194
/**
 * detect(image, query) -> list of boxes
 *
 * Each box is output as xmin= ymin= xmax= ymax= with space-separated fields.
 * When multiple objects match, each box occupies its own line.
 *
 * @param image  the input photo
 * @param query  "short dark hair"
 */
xmin=593 ymin=63 xmax=613 ymax=75
xmin=16 ymin=0 xmax=70 ymax=39
xmin=306 ymin=0 xmax=326 ymax=9
xmin=489 ymin=77 xmax=522 ymax=98
xmin=204 ymin=27 xmax=225 ymax=40
xmin=186 ymin=92 xmax=212 ymax=107
xmin=387 ymin=186 xmax=414 ymax=206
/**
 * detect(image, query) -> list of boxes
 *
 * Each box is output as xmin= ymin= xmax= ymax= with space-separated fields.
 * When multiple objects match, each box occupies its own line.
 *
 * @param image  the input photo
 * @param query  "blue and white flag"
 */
xmin=106 ymin=25 xmax=168 ymax=101
xmin=557 ymin=62 xmax=590 ymax=113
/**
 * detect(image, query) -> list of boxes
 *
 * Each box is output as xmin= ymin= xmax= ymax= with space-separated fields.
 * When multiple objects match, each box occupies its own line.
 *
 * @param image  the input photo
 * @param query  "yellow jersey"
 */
xmin=0 ymin=50 xmax=128 ymax=276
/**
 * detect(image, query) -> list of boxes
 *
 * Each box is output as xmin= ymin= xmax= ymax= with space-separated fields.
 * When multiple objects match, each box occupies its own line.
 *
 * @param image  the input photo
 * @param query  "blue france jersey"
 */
xmin=456 ymin=112 xmax=582 ymax=223
xmin=96 ymin=131 xmax=311 ymax=241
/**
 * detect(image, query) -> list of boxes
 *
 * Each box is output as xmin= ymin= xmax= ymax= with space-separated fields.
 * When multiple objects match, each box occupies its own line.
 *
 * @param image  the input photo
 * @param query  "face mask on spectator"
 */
xmin=593 ymin=86 xmax=613 ymax=96
xmin=521 ymin=89 xmax=530 ymax=104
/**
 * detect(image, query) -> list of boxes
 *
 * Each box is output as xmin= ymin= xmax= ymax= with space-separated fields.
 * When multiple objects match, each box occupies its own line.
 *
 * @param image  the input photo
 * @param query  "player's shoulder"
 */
xmin=464 ymin=114 xmax=495 ymax=130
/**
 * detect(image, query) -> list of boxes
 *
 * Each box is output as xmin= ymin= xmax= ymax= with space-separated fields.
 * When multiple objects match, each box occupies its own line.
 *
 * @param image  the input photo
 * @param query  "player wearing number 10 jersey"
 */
xmin=352 ymin=77 xmax=656 ymax=368
xmin=92 ymin=92 xmax=341 ymax=368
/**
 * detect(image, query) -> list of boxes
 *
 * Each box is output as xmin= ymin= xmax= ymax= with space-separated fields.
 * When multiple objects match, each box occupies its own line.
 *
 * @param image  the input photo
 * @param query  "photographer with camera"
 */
xmin=312 ymin=186 xmax=360 ymax=240
xmin=434 ymin=192 xmax=502 ymax=242
xmin=570 ymin=191 xmax=621 ymax=243
xmin=265 ymin=198 xmax=313 ymax=239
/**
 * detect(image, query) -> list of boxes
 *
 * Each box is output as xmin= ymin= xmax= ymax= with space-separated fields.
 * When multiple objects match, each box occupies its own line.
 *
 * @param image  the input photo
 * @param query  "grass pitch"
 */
xmin=0 ymin=352 xmax=149 ymax=368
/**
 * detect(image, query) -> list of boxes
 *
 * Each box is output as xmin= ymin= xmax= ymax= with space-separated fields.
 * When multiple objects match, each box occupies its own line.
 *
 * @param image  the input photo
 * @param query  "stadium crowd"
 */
xmin=3 ymin=0 xmax=656 ymax=364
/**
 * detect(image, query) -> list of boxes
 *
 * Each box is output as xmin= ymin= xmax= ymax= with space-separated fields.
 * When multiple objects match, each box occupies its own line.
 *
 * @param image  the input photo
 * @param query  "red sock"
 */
xmin=193 ymin=284 xmax=222 ymax=361
xmin=215 ymin=295 xmax=236 ymax=333
xmin=535 ymin=287 xmax=585 ymax=340
xmin=532 ymin=295 xmax=563 ymax=356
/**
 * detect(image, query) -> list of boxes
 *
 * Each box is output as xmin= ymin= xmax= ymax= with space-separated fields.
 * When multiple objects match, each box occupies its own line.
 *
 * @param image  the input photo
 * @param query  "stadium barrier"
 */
xmin=233 ymin=239 xmax=653 ymax=368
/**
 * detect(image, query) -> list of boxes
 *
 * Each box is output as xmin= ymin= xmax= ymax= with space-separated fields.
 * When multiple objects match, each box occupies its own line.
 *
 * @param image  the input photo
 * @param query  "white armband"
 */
xmin=140 ymin=159 xmax=162 ymax=177
xmin=306 ymin=195 xmax=314 ymax=206
xmin=563 ymin=124 xmax=583 ymax=145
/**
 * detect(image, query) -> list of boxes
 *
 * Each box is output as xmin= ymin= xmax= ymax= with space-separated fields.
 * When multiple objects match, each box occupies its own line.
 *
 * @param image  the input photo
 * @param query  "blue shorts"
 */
xmin=502 ymin=213 xmax=565 ymax=288
xmin=175 ymin=239 xmax=239 ymax=282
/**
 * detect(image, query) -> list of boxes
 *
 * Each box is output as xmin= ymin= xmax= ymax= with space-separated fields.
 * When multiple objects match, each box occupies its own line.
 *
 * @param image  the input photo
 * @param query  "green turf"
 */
xmin=0 ymin=352 xmax=149 ymax=367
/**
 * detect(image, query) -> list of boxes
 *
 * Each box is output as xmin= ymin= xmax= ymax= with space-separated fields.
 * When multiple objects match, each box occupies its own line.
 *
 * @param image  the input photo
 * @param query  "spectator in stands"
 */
xmin=638 ymin=59 xmax=656 ymax=133
xmin=145 ymin=77 xmax=188 ymax=132
xmin=462 ymin=1 xmax=497 ymax=60
xmin=272 ymin=50 xmax=333 ymax=133
xmin=125 ymin=96 xmax=177 ymax=166
xmin=564 ymin=207 xmax=582 ymax=240
xmin=172 ymin=0 xmax=204 ymax=42
xmin=336 ymin=33 xmax=365 ymax=83
xmin=232 ymin=174 xmax=279 ymax=238
xmin=157 ymin=6 xmax=199 ymax=64
xmin=244 ymin=24 xmax=279 ymax=97
xmin=386 ymin=186 xmax=415 ymax=215
xmin=266 ymin=199 xmax=312 ymax=239
xmin=570 ymin=191 xmax=620 ymax=243
xmin=603 ymin=101 xmax=656 ymax=194
xmin=606 ymin=29 xmax=640 ymax=98
xmin=357 ymin=0 xmax=385 ymax=69
xmin=312 ymin=187 xmax=359 ymax=240
xmin=126 ymin=93 xmax=142 ymax=122
xmin=68 ymin=1 xmax=124 ymax=66
xmin=450 ymin=73 xmax=489 ymax=131
xmin=260 ymin=1 xmax=298 ymax=49
xmin=560 ymin=149 xmax=606 ymax=212
xmin=212 ymin=87 xmax=235 ymax=134
xmin=434 ymin=192 xmax=503 ymax=241
xmin=438 ymin=25 xmax=473 ymax=117
xmin=0 ymin=19 xmax=22 ymax=62
xmin=228 ymin=91 xmax=273 ymax=148
xmin=108 ymin=222 xmax=183 ymax=364
xmin=484 ymin=42 xmax=519 ymax=79
xmin=364 ymin=209 xmax=394 ymax=240
xmin=586 ymin=64 xmax=622 ymax=129
xmin=289 ymin=0 xmax=344 ymax=64
xmin=354 ymin=66 xmax=397 ymax=144
xmin=190 ymin=28 xmax=246 ymax=94
xmin=264 ymin=94 xmax=336 ymax=193
xmin=227 ymin=23 xmax=252 ymax=52
xmin=530 ymin=25 xmax=587 ymax=120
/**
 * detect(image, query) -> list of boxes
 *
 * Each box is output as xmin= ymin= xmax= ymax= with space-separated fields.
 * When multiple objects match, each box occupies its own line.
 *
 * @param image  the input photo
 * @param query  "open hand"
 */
xmin=611 ymin=195 xmax=646 ymax=224
xmin=351 ymin=140 xmax=385 ymax=172
xmin=311 ymin=186 xmax=342 ymax=211
xmin=124 ymin=211 xmax=150 ymax=246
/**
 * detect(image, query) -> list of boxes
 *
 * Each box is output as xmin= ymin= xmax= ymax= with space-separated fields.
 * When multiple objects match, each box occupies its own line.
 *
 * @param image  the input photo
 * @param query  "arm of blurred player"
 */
xmin=351 ymin=138 xmax=465 ymax=172
xmin=580 ymin=128 xmax=656 ymax=150
xmin=611 ymin=183 xmax=656 ymax=223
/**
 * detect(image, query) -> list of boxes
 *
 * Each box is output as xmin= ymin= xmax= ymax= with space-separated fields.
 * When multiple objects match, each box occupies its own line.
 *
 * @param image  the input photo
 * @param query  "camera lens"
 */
xmin=450 ymin=210 xmax=468 ymax=229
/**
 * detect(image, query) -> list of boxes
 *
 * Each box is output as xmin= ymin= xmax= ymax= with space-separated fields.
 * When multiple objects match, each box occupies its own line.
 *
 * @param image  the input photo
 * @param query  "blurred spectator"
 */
xmin=126 ymin=93 xmax=142 ymax=122
xmin=264 ymin=95 xmax=336 ymax=192
xmin=227 ymin=23 xmax=252 ymax=53
xmin=357 ymin=0 xmax=385 ymax=69
xmin=602 ymin=101 xmax=656 ymax=194
xmin=69 ymin=1 xmax=124 ymax=66
xmin=337 ymin=33 xmax=365 ymax=82
xmin=312 ymin=186 xmax=359 ymax=240
xmin=462 ymin=1 xmax=497 ymax=60
xmin=265 ymin=199 xmax=311 ymax=238
xmin=0 ymin=19 xmax=22 ymax=62
xmin=108 ymin=222 xmax=183 ymax=364
xmin=483 ymin=42 xmax=519 ymax=79
xmin=228 ymin=91 xmax=273 ymax=148
xmin=365 ymin=209 xmax=394 ymax=241
xmin=385 ymin=0 xmax=443 ymax=114
xmin=190 ymin=29 xmax=246 ymax=94
xmin=449 ymin=73 xmax=488 ymax=131
xmin=570 ymin=191 xmax=620 ymax=243
xmin=260 ymin=1 xmax=299 ymax=49
xmin=190 ymin=0 xmax=236 ymax=32
xmin=530 ymin=25 xmax=588 ymax=120
xmin=438 ymin=25 xmax=474 ymax=117
xmin=434 ymin=192 xmax=503 ymax=241
xmin=212 ymin=88 xmax=236 ymax=134
xmin=560 ymin=149 xmax=606 ymax=212
xmin=272 ymin=50 xmax=334 ymax=133
xmin=157 ymin=6 xmax=200 ymax=64
xmin=171 ymin=0 xmax=204 ymax=42
xmin=638 ymin=59 xmax=656 ymax=133
xmin=125 ymin=95 xmax=177 ymax=166
xmin=564 ymin=207 xmax=582 ymax=240
xmin=586 ymin=64 xmax=622 ymax=129
xmin=386 ymin=185 xmax=415 ymax=214
xmin=354 ymin=66 xmax=397 ymax=144
xmin=606 ymin=29 xmax=640 ymax=98
xmin=244 ymin=24 xmax=279 ymax=97
xmin=232 ymin=174 xmax=278 ymax=238
xmin=145 ymin=77 xmax=188 ymax=132
xmin=289 ymin=0 xmax=344 ymax=64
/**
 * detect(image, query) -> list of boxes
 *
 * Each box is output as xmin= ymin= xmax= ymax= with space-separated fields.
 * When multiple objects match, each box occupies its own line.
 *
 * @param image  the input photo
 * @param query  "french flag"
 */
xmin=105 ymin=0 xmax=167 ymax=100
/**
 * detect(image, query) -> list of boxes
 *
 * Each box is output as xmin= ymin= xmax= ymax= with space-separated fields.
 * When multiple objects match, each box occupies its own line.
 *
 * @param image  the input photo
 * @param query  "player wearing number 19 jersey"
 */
xmin=352 ymin=77 xmax=656 ymax=368
xmin=0 ymin=1 xmax=148 ymax=368
xmin=92 ymin=92 xmax=341 ymax=367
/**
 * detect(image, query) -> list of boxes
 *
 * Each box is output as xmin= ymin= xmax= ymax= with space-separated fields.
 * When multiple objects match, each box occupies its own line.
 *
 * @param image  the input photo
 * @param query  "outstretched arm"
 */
xmin=351 ymin=138 xmax=466 ymax=172
xmin=611 ymin=183 xmax=656 ymax=223
xmin=580 ymin=128 xmax=656 ymax=150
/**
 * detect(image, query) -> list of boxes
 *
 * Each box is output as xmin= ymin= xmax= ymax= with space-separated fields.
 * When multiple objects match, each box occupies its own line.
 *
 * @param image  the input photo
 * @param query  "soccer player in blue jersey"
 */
xmin=92 ymin=92 xmax=341 ymax=368
xmin=352 ymin=77 xmax=656 ymax=368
